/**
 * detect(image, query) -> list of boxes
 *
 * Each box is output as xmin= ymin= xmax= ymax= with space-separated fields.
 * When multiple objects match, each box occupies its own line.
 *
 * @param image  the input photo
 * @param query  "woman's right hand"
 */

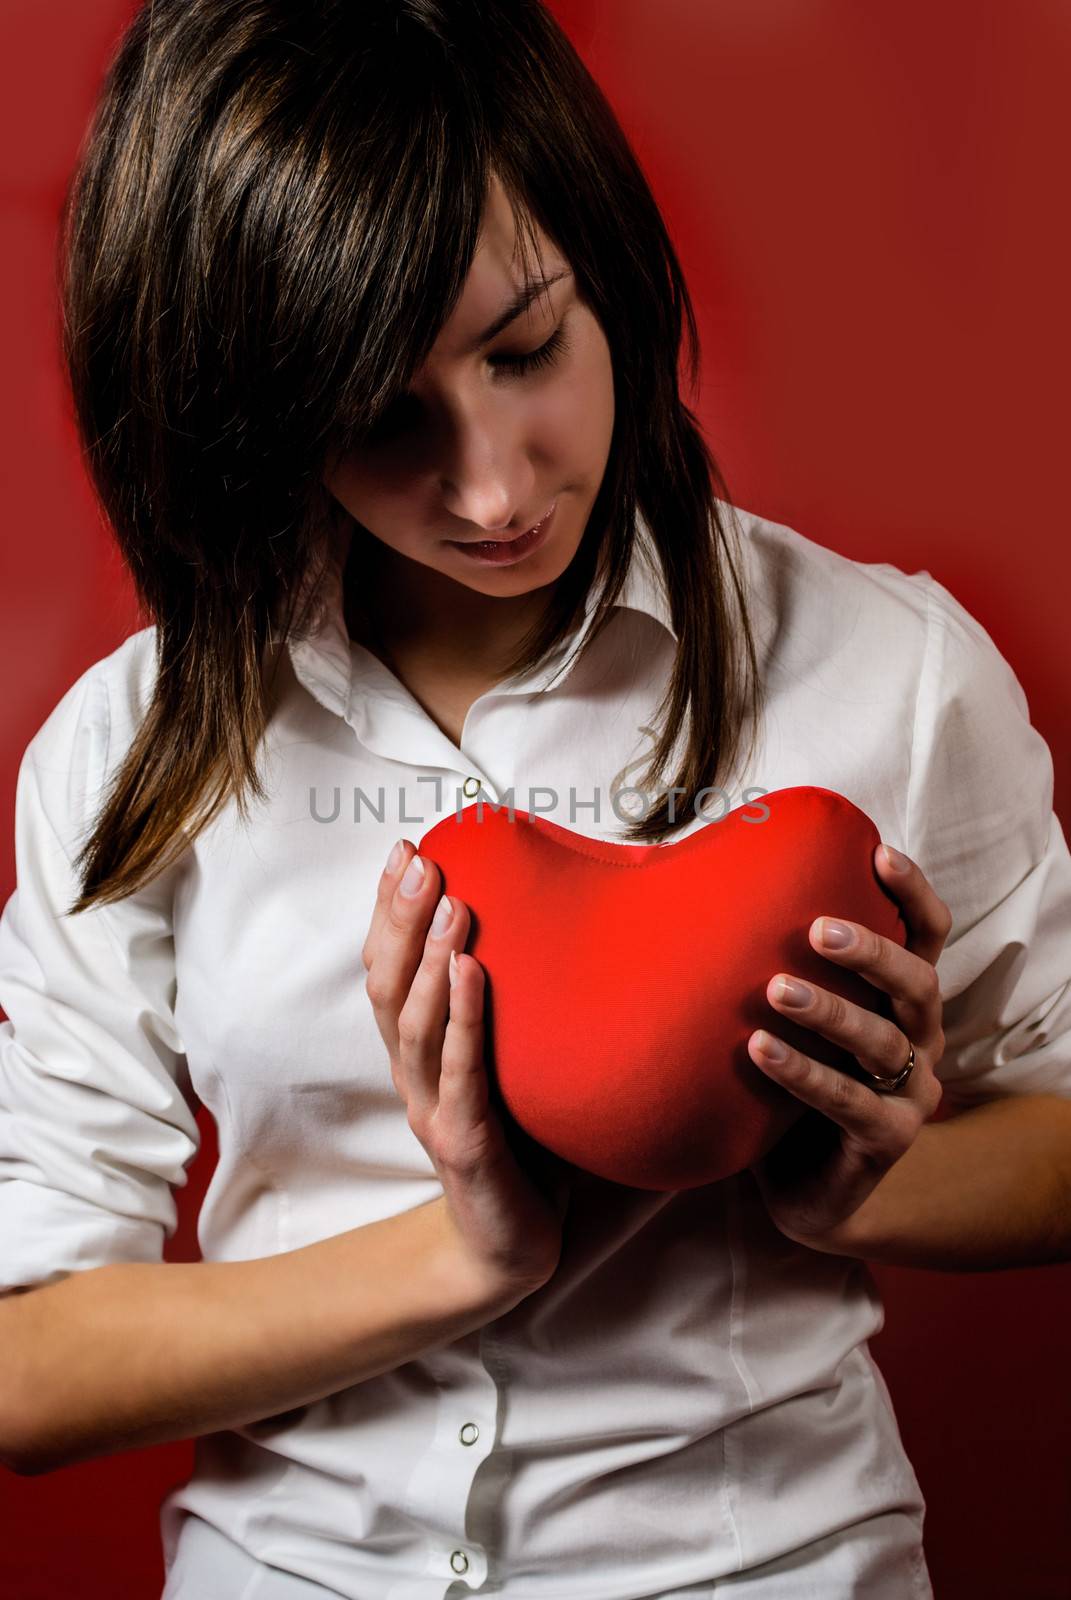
xmin=362 ymin=837 xmax=572 ymax=1301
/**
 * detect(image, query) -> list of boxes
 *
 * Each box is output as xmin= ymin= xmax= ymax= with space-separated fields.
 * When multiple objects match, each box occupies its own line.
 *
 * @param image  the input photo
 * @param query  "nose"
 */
xmin=436 ymin=410 xmax=532 ymax=535
xmin=445 ymin=491 xmax=517 ymax=533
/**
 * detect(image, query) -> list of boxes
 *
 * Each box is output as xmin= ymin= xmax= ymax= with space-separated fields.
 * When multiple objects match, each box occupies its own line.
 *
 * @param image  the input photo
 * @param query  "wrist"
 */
xmin=423 ymin=1197 xmax=547 ymax=1315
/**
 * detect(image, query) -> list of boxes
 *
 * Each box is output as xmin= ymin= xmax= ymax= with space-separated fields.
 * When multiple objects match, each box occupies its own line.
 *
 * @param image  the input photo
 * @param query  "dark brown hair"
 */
xmin=60 ymin=0 xmax=763 ymax=915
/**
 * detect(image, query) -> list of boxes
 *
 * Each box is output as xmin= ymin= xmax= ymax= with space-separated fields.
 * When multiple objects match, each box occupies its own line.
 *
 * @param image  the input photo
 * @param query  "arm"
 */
xmin=748 ymin=575 xmax=1071 ymax=1271
xmin=746 ymin=843 xmax=1071 ymax=1268
xmin=826 ymin=1093 xmax=1071 ymax=1271
xmin=839 ymin=579 xmax=1071 ymax=1272
xmin=0 ymin=1193 xmax=528 ymax=1477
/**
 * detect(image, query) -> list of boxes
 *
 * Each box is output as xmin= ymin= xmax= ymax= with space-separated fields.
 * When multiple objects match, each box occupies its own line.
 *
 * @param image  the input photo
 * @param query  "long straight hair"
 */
xmin=59 ymin=0 xmax=763 ymax=915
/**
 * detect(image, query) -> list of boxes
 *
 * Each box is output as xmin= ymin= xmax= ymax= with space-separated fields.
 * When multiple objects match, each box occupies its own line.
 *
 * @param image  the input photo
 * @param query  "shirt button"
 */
xmin=462 ymin=776 xmax=481 ymax=798
xmin=450 ymin=1550 xmax=470 ymax=1574
xmin=458 ymin=1422 xmax=479 ymax=1445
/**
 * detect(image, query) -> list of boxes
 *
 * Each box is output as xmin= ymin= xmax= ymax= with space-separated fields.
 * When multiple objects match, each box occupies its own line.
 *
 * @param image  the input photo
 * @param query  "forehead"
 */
xmin=443 ymin=174 xmax=566 ymax=336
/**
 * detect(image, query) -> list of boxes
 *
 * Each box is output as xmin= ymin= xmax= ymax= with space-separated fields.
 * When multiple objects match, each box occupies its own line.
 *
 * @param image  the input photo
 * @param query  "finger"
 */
xmin=873 ymin=842 xmax=954 ymax=965
xmin=364 ymin=848 xmax=444 ymax=1063
xmin=398 ymin=894 xmax=472 ymax=1119
xmin=748 ymin=1029 xmax=920 ymax=1146
xmin=765 ymin=972 xmax=913 ymax=1083
xmin=361 ymin=836 xmax=415 ymax=973
xmin=436 ymin=951 xmax=492 ymax=1145
xmin=806 ymin=916 xmax=944 ymax=1049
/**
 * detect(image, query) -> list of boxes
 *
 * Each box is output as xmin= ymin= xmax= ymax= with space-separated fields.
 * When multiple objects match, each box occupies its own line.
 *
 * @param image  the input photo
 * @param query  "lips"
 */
xmin=417 ymin=786 xmax=907 ymax=1192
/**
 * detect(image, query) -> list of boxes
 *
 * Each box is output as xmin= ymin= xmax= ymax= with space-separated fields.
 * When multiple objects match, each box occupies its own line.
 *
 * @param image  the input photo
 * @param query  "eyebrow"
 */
xmin=469 ymin=267 xmax=573 ymax=352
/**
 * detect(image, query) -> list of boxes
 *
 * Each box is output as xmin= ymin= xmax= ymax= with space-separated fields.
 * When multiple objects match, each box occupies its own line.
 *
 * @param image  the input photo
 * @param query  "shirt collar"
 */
xmin=284 ymin=508 xmax=677 ymax=726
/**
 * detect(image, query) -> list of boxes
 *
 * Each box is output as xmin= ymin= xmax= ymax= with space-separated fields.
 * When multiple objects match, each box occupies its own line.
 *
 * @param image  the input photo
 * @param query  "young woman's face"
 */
xmin=323 ymin=175 xmax=615 ymax=601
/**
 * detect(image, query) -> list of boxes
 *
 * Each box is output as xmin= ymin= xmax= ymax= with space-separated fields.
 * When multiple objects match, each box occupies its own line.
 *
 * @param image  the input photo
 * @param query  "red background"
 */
xmin=1 ymin=2 xmax=1069 ymax=1596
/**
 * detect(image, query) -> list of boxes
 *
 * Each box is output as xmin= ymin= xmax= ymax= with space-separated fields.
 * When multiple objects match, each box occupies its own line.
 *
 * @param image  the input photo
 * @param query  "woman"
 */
xmin=2 ymin=2 xmax=1070 ymax=1597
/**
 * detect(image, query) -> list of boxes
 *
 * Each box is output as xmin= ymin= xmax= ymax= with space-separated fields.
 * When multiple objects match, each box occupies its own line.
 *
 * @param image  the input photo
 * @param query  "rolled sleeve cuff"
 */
xmin=0 ymin=1180 xmax=165 ymax=1294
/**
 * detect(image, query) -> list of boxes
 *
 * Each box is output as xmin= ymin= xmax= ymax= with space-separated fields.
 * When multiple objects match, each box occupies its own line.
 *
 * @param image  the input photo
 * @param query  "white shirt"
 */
xmin=3 ymin=502 xmax=1070 ymax=1600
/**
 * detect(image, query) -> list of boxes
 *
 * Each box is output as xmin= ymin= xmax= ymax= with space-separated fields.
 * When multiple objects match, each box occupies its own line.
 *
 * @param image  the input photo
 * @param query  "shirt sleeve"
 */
xmin=907 ymin=573 xmax=1071 ymax=1111
xmin=0 ymin=652 xmax=201 ymax=1293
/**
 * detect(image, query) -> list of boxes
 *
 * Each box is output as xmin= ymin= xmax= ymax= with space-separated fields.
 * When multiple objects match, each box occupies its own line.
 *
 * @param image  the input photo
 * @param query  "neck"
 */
xmin=342 ymin=523 xmax=554 ymax=684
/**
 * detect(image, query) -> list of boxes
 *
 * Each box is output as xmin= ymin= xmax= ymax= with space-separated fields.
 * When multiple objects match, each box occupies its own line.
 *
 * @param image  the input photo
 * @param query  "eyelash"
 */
xmin=369 ymin=324 xmax=570 ymax=440
xmin=491 ymin=323 xmax=570 ymax=376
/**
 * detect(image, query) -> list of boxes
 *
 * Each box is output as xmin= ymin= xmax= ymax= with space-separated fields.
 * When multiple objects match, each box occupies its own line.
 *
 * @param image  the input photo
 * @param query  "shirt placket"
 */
xmin=385 ymin=1336 xmax=499 ymax=1597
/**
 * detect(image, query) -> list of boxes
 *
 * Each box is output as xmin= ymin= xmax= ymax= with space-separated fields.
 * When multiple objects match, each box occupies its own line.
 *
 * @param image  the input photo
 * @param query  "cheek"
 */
xmin=543 ymin=330 xmax=615 ymax=468
xmin=326 ymin=457 xmax=413 ymax=540
xmin=323 ymin=457 xmax=369 ymax=517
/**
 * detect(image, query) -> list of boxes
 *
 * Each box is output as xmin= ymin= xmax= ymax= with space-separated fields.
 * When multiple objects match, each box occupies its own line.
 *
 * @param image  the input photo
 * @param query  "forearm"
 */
xmin=1 ymin=1195 xmax=524 ymax=1475
xmin=834 ymin=1092 xmax=1071 ymax=1271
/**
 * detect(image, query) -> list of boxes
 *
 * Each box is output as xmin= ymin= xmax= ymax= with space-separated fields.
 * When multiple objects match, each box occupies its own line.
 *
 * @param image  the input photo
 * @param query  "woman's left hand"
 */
xmin=745 ymin=843 xmax=951 ymax=1255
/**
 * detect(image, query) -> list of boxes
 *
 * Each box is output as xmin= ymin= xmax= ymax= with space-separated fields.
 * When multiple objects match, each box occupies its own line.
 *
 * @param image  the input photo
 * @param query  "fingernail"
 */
xmin=755 ymin=1030 xmax=788 ymax=1062
xmin=449 ymin=949 xmax=460 ymax=986
xmin=775 ymin=977 xmax=813 ymax=1008
xmin=882 ymin=843 xmax=909 ymax=873
xmin=386 ymin=838 xmax=406 ymax=875
xmin=819 ymin=918 xmax=853 ymax=949
xmin=430 ymin=894 xmax=453 ymax=936
xmin=400 ymin=854 xmax=425 ymax=897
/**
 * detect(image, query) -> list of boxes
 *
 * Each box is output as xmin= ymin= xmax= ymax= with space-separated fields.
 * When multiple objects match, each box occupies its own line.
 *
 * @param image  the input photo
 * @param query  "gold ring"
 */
xmin=855 ymin=1040 xmax=916 ymax=1094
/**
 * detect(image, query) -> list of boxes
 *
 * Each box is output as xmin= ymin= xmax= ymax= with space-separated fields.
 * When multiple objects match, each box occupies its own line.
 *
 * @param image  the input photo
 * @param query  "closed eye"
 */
xmin=366 ymin=322 xmax=571 ymax=442
xmin=490 ymin=323 xmax=570 ymax=376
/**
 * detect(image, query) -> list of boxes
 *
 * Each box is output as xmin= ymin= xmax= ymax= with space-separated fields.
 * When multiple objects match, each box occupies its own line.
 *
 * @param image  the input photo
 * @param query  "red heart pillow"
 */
xmin=418 ymin=787 xmax=906 ymax=1191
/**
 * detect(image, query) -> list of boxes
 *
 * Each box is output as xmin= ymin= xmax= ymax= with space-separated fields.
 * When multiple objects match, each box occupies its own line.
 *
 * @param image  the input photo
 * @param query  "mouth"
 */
xmin=446 ymin=501 xmax=557 ymax=566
